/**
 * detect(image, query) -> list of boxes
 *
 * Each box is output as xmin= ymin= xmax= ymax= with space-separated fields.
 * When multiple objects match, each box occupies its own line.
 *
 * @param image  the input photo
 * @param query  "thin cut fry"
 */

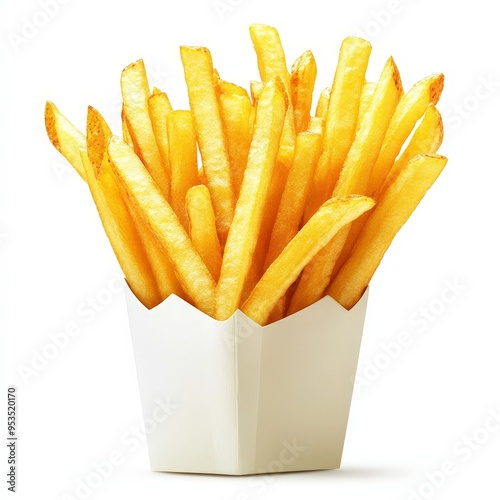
xmin=315 ymin=87 xmax=330 ymax=119
xmin=216 ymin=79 xmax=287 ymax=320
xmin=219 ymin=93 xmax=252 ymax=197
xmin=167 ymin=110 xmax=199 ymax=230
xmin=108 ymin=136 xmax=216 ymax=316
xmin=45 ymin=101 xmax=87 ymax=180
xmin=121 ymin=60 xmax=169 ymax=199
xmin=304 ymin=37 xmax=372 ymax=221
xmin=328 ymin=154 xmax=447 ymax=309
xmin=87 ymin=106 xmax=183 ymax=302
xmin=264 ymin=131 xmax=323 ymax=269
xmin=121 ymin=106 xmax=133 ymax=146
xmin=180 ymin=46 xmax=235 ymax=243
xmin=357 ymin=82 xmax=376 ymax=127
xmin=148 ymin=88 xmax=173 ymax=201
xmin=290 ymin=50 xmax=317 ymax=132
xmin=250 ymin=23 xmax=296 ymax=168
xmin=242 ymin=195 xmax=375 ymax=325
xmin=380 ymin=103 xmax=443 ymax=194
xmin=80 ymin=151 xmax=161 ymax=309
xmin=186 ymin=185 xmax=222 ymax=281
xmin=368 ymin=73 xmax=444 ymax=195
xmin=288 ymin=56 xmax=402 ymax=315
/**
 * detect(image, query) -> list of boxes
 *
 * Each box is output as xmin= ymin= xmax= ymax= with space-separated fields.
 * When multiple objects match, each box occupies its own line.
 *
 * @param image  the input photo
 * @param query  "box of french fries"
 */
xmin=45 ymin=24 xmax=447 ymax=474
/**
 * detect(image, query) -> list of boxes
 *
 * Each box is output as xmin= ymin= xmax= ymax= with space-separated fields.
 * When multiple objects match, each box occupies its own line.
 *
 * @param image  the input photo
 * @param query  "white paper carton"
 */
xmin=125 ymin=285 xmax=369 ymax=475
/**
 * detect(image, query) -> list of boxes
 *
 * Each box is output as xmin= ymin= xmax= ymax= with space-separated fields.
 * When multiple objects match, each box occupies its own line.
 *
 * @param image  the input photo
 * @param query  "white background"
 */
xmin=2 ymin=0 xmax=499 ymax=499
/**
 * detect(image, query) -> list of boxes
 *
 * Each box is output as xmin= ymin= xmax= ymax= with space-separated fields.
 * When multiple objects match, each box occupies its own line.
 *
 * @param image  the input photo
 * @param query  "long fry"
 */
xmin=288 ymin=56 xmax=402 ymax=315
xmin=242 ymin=195 xmax=375 ymax=325
xmin=87 ymin=106 xmax=183 ymax=302
xmin=121 ymin=60 xmax=169 ymax=199
xmin=304 ymin=37 xmax=372 ymax=221
xmin=180 ymin=46 xmax=235 ymax=244
xmin=367 ymin=73 xmax=444 ymax=195
xmin=331 ymin=103 xmax=444 ymax=279
xmin=216 ymin=79 xmax=287 ymax=320
xmin=108 ymin=136 xmax=216 ymax=316
xmin=167 ymin=110 xmax=199 ymax=230
xmin=380 ymin=103 xmax=443 ymax=194
xmin=264 ymin=130 xmax=323 ymax=269
xmin=219 ymin=93 xmax=252 ymax=197
xmin=79 ymin=152 xmax=161 ymax=309
xmin=186 ymin=185 xmax=222 ymax=281
xmin=148 ymin=87 xmax=173 ymax=201
xmin=45 ymin=101 xmax=87 ymax=180
xmin=250 ymin=24 xmax=296 ymax=168
xmin=290 ymin=50 xmax=317 ymax=132
xmin=328 ymin=154 xmax=447 ymax=309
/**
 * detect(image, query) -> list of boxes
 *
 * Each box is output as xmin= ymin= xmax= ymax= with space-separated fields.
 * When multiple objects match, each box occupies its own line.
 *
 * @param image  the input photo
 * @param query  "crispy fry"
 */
xmin=186 ymin=185 xmax=222 ymax=281
xmin=264 ymin=131 xmax=323 ymax=269
xmin=121 ymin=60 xmax=169 ymax=199
xmin=332 ymin=103 xmax=445 ymax=279
xmin=216 ymin=79 xmax=287 ymax=320
xmin=367 ymin=73 xmax=444 ymax=195
xmin=121 ymin=106 xmax=133 ymax=146
xmin=250 ymin=80 xmax=264 ymax=104
xmin=80 ymin=151 xmax=161 ymax=309
xmin=108 ymin=136 xmax=216 ymax=316
xmin=290 ymin=50 xmax=317 ymax=132
xmin=380 ymin=103 xmax=443 ymax=194
xmin=304 ymin=37 xmax=372 ymax=221
xmin=167 ymin=110 xmax=199 ymax=230
xmin=87 ymin=106 xmax=183 ymax=302
xmin=219 ymin=93 xmax=252 ymax=197
xmin=250 ymin=24 xmax=296 ymax=168
xmin=315 ymin=87 xmax=330 ymax=119
xmin=328 ymin=154 xmax=447 ymax=309
xmin=357 ymin=81 xmax=376 ymax=126
xmin=216 ymin=78 xmax=250 ymax=99
xmin=45 ymin=101 xmax=87 ymax=180
xmin=288 ymin=56 xmax=402 ymax=315
xmin=242 ymin=195 xmax=375 ymax=325
xmin=148 ymin=88 xmax=173 ymax=201
xmin=180 ymin=46 xmax=235 ymax=243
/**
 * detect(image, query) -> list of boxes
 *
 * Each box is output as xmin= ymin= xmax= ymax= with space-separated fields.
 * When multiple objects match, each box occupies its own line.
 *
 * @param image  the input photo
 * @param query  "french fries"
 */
xmin=328 ymin=155 xmax=448 ymax=309
xmin=45 ymin=24 xmax=448 ymax=324
xmin=180 ymin=46 xmax=235 ymax=243
xmin=242 ymin=195 xmax=374 ymax=325
xmin=216 ymin=78 xmax=286 ymax=320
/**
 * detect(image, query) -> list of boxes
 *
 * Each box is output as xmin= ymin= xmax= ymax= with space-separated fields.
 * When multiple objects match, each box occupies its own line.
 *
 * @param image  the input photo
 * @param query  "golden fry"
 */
xmin=264 ymin=131 xmax=323 ymax=269
xmin=368 ymin=73 xmax=444 ymax=195
xmin=219 ymin=93 xmax=252 ymax=197
xmin=289 ymin=56 xmax=402 ymax=315
xmin=121 ymin=60 xmax=169 ymax=199
xmin=167 ymin=110 xmax=199 ymax=230
xmin=186 ymin=185 xmax=223 ymax=281
xmin=242 ymin=195 xmax=375 ymax=325
xmin=148 ymin=88 xmax=173 ymax=201
xmin=45 ymin=101 xmax=87 ymax=180
xmin=216 ymin=79 xmax=287 ymax=320
xmin=315 ymin=87 xmax=330 ymax=119
xmin=328 ymin=154 xmax=447 ymax=309
xmin=180 ymin=46 xmax=235 ymax=243
xmin=108 ymin=136 xmax=216 ymax=316
xmin=304 ymin=37 xmax=372 ymax=221
xmin=290 ymin=50 xmax=317 ymax=132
